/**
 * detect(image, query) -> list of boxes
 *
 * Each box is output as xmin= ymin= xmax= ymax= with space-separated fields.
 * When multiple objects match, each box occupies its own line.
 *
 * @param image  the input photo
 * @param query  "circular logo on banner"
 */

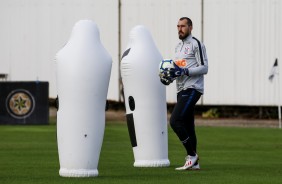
xmin=6 ymin=89 xmax=35 ymax=119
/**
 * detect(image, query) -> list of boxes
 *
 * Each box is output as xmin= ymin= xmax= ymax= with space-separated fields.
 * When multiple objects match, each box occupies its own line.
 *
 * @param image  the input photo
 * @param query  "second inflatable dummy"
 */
xmin=120 ymin=25 xmax=170 ymax=167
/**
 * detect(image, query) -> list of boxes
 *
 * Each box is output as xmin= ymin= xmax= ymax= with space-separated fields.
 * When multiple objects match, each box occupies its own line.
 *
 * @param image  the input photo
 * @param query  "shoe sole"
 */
xmin=175 ymin=167 xmax=200 ymax=171
xmin=175 ymin=163 xmax=200 ymax=171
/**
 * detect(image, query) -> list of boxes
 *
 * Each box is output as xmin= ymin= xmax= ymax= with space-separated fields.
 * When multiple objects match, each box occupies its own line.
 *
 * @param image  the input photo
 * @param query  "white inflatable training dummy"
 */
xmin=120 ymin=25 xmax=170 ymax=167
xmin=56 ymin=20 xmax=112 ymax=177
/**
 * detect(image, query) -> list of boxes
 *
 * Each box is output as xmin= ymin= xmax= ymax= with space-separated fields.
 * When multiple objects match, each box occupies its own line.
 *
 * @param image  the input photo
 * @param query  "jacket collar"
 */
xmin=182 ymin=34 xmax=193 ymax=43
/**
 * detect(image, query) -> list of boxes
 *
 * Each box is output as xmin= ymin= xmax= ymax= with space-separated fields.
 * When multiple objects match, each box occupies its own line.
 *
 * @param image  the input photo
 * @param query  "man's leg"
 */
xmin=184 ymin=108 xmax=197 ymax=153
xmin=170 ymin=89 xmax=201 ymax=170
xmin=170 ymin=89 xmax=201 ymax=155
xmin=184 ymin=109 xmax=200 ymax=170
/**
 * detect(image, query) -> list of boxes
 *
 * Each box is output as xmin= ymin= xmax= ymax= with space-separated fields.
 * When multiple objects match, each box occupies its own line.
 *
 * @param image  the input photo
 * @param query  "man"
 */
xmin=160 ymin=17 xmax=208 ymax=170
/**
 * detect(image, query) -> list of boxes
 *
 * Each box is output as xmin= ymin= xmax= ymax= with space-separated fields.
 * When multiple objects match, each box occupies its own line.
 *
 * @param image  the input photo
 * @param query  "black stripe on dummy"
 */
xmin=121 ymin=48 xmax=131 ymax=60
xmin=126 ymin=113 xmax=137 ymax=147
xmin=192 ymin=37 xmax=204 ymax=65
xmin=128 ymin=96 xmax=135 ymax=111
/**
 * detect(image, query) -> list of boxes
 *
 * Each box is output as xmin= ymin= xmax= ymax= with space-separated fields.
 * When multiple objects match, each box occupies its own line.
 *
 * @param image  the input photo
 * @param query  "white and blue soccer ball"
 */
xmin=159 ymin=59 xmax=174 ymax=76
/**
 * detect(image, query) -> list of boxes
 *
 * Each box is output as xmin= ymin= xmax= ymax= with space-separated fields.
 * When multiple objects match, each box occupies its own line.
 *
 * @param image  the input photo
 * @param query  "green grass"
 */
xmin=1 ymin=122 xmax=282 ymax=184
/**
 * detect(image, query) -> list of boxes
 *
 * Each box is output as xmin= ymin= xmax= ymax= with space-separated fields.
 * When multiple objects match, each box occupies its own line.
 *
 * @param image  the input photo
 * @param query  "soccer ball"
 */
xmin=159 ymin=59 xmax=174 ymax=76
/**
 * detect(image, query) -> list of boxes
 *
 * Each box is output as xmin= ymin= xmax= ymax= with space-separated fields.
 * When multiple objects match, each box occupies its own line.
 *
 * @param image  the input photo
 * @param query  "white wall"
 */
xmin=204 ymin=0 xmax=282 ymax=106
xmin=1 ymin=0 xmax=281 ymax=106
xmin=0 ymin=0 xmax=119 ymax=100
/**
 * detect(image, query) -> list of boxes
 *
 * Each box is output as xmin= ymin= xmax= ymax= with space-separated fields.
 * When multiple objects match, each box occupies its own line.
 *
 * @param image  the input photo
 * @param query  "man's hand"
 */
xmin=163 ymin=62 xmax=189 ymax=78
xmin=160 ymin=76 xmax=174 ymax=85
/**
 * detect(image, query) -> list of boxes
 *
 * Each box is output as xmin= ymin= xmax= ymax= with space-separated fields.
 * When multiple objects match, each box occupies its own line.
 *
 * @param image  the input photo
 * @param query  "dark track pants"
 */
xmin=170 ymin=88 xmax=202 ymax=155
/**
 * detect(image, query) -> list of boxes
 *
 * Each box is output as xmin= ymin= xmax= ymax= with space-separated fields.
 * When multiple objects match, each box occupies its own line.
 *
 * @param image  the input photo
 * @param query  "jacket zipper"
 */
xmin=180 ymin=41 xmax=184 ymax=52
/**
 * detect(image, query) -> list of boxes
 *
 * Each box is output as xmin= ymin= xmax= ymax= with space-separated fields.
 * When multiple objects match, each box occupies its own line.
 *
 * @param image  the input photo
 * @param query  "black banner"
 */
xmin=0 ymin=82 xmax=49 ymax=125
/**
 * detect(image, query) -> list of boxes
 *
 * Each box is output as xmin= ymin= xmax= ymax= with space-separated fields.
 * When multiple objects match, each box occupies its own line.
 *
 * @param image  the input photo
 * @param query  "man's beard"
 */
xmin=179 ymin=32 xmax=189 ymax=40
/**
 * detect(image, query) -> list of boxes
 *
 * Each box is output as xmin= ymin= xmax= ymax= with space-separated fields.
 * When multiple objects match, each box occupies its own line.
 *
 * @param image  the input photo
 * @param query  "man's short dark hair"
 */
xmin=179 ymin=17 xmax=193 ymax=26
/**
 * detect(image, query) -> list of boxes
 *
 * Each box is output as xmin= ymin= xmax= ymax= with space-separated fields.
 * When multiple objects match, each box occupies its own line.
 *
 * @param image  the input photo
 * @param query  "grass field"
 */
xmin=1 ymin=121 xmax=282 ymax=184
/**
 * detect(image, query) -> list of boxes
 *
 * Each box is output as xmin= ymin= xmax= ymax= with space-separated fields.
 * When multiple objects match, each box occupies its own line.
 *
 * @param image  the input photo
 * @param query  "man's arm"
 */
xmin=189 ymin=42 xmax=208 ymax=76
